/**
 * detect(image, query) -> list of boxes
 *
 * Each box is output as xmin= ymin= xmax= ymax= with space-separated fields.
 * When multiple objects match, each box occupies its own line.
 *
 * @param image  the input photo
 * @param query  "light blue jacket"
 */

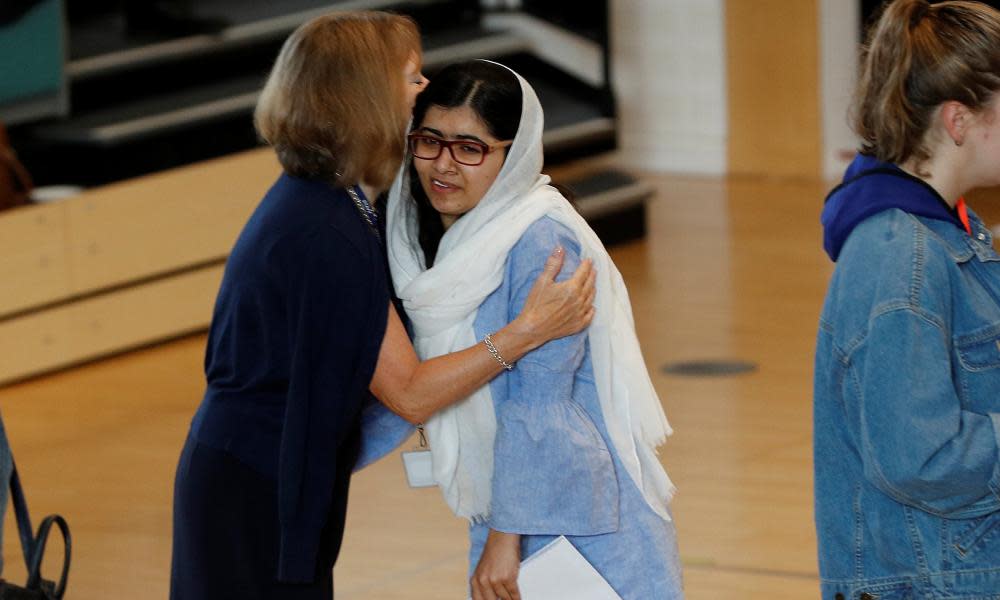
xmin=814 ymin=203 xmax=1000 ymax=598
xmin=468 ymin=217 xmax=682 ymax=598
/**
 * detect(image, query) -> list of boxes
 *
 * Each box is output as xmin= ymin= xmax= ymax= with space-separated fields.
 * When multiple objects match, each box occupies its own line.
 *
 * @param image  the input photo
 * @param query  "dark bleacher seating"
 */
xmin=11 ymin=0 xmax=650 ymax=245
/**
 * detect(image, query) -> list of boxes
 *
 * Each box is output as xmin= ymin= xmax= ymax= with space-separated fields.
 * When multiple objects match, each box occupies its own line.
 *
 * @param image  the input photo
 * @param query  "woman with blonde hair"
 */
xmin=169 ymin=13 xmax=596 ymax=600
xmin=815 ymin=1 xmax=1000 ymax=597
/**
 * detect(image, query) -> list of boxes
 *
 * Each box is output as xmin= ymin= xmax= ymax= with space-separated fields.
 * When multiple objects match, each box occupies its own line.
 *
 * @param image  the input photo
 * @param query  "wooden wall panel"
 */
xmin=0 ymin=201 xmax=71 ymax=316
xmin=0 ymin=147 xmax=281 ymax=385
xmin=0 ymin=307 xmax=73 ymax=380
xmin=726 ymin=0 xmax=822 ymax=179
xmin=0 ymin=265 xmax=224 ymax=385
xmin=65 ymin=149 xmax=280 ymax=293
xmin=60 ymin=265 xmax=225 ymax=360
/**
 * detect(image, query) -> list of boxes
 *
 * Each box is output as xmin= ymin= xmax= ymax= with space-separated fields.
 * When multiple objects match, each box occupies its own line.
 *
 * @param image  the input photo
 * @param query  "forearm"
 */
xmin=374 ymin=245 xmax=594 ymax=424
xmin=375 ymin=315 xmax=541 ymax=424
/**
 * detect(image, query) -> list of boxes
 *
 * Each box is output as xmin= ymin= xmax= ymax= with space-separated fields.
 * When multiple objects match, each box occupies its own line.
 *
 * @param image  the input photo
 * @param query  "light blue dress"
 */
xmin=358 ymin=217 xmax=684 ymax=599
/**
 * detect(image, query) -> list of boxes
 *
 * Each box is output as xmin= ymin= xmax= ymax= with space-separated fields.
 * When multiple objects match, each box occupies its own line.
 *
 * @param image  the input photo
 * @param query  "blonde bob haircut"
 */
xmin=255 ymin=11 xmax=421 ymax=190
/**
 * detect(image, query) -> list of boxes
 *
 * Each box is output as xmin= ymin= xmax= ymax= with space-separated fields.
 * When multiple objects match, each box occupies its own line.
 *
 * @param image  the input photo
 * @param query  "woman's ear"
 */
xmin=939 ymin=100 xmax=972 ymax=146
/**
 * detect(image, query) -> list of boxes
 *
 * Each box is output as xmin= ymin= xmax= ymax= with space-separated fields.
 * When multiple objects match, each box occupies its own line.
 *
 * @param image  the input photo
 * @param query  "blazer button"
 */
xmin=859 ymin=594 xmax=876 ymax=600
xmin=834 ymin=595 xmax=845 ymax=600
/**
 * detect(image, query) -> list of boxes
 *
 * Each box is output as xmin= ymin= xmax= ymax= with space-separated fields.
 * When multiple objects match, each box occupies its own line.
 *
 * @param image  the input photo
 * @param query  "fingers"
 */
xmin=567 ymin=257 xmax=593 ymax=287
xmin=582 ymin=299 xmax=595 ymax=326
xmin=470 ymin=578 xmax=486 ymax=600
xmin=472 ymin=573 xmax=519 ymax=600
xmin=487 ymin=581 xmax=517 ymax=600
xmin=471 ymin=578 xmax=507 ymax=600
xmin=541 ymin=245 xmax=566 ymax=280
xmin=581 ymin=271 xmax=597 ymax=305
xmin=503 ymin=580 xmax=522 ymax=600
xmin=570 ymin=261 xmax=596 ymax=327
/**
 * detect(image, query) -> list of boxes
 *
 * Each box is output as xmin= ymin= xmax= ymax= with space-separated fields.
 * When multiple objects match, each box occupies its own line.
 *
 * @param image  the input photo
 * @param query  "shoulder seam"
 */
xmin=841 ymin=303 xmax=945 ymax=361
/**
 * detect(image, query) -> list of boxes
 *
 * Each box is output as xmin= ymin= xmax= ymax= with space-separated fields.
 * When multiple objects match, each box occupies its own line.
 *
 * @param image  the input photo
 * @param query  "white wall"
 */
xmin=819 ymin=0 xmax=860 ymax=181
xmin=611 ymin=0 xmax=727 ymax=175
xmin=487 ymin=1 xmax=856 ymax=179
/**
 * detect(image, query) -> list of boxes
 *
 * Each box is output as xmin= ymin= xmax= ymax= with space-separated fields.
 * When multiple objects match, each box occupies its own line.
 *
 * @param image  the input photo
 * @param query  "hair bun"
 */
xmin=906 ymin=0 xmax=931 ymax=27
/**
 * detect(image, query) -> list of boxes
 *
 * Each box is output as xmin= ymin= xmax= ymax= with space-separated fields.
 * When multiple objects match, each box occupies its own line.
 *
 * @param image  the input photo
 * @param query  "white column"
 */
xmin=819 ymin=0 xmax=861 ymax=181
xmin=611 ymin=0 xmax=727 ymax=175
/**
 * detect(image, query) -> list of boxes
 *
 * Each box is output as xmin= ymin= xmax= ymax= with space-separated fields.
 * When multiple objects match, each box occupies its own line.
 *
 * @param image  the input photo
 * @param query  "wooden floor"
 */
xmin=3 ymin=162 xmax=995 ymax=599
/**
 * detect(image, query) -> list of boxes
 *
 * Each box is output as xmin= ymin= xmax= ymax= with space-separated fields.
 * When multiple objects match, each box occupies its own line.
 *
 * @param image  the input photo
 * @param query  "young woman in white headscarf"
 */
xmin=383 ymin=60 xmax=685 ymax=600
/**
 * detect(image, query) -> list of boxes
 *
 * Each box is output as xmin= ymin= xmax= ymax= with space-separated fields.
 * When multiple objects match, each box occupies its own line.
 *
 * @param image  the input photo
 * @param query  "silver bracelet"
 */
xmin=483 ymin=333 xmax=514 ymax=371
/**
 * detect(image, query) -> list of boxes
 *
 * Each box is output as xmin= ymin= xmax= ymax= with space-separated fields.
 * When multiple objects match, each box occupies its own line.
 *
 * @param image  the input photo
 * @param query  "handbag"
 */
xmin=0 ymin=463 xmax=71 ymax=600
xmin=0 ymin=122 xmax=34 ymax=212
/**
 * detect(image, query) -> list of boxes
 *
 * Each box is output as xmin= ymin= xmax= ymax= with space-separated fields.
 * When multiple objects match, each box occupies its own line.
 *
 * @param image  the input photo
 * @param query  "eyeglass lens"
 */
xmin=410 ymin=136 xmax=487 ymax=166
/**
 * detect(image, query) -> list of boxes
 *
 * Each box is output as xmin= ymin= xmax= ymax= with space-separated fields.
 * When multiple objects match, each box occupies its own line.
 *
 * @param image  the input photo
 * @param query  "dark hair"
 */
xmin=409 ymin=60 xmax=522 ymax=267
xmin=255 ymin=11 xmax=420 ymax=189
xmin=853 ymin=0 xmax=1000 ymax=170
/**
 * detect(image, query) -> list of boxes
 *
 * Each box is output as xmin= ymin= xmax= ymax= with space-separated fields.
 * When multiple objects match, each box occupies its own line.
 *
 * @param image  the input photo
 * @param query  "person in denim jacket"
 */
xmin=0 ymin=412 xmax=11 ymax=576
xmin=378 ymin=60 xmax=683 ymax=600
xmin=815 ymin=1 xmax=1000 ymax=598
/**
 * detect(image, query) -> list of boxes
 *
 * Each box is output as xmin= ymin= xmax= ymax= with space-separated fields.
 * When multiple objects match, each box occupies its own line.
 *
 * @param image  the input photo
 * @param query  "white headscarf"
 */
xmin=386 ymin=61 xmax=674 ymax=522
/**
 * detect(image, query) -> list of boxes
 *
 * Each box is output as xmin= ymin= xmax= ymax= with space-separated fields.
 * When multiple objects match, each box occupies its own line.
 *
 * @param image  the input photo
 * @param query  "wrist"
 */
xmin=499 ymin=316 xmax=540 ymax=357
xmin=490 ymin=326 xmax=532 ymax=365
xmin=487 ymin=529 xmax=522 ymax=548
xmin=484 ymin=333 xmax=515 ymax=371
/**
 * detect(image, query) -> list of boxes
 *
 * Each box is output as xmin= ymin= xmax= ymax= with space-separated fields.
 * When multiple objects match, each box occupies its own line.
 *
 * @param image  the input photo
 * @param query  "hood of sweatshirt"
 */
xmin=821 ymin=153 xmax=964 ymax=261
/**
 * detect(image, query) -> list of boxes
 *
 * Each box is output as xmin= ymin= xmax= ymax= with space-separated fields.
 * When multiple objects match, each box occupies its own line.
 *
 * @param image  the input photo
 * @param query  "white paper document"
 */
xmin=467 ymin=536 xmax=623 ymax=600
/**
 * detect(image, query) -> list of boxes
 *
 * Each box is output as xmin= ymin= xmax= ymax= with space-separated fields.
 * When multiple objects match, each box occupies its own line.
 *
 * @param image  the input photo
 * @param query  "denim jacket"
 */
xmin=814 ymin=203 xmax=1000 ymax=599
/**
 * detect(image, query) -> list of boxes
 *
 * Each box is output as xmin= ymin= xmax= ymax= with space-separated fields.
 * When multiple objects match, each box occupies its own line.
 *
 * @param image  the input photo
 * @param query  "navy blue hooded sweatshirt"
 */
xmin=822 ymin=153 xmax=968 ymax=261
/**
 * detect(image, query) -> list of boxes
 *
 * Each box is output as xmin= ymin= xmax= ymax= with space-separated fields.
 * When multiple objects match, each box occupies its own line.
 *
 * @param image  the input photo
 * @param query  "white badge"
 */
xmin=401 ymin=426 xmax=436 ymax=488
xmin=401 ymin=449 xmax=436 ymax=488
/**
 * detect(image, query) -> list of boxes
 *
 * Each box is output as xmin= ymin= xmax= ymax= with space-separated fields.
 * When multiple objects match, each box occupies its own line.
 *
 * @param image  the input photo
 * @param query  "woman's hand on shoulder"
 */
xmin=511 ymin=246 xmax=596 ymax=349
xmin=471 ymin=529 xmax=522 ymax=600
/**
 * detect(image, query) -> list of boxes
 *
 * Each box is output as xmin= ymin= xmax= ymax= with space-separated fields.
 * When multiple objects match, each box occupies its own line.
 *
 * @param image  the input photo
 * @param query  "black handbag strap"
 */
xmin=8 ymin=463 xmax=37 ymax=574
xmin=6 ymin=462 xmax=71 ymax=599
xmin=25 ymin=515 xmax=70 ymax=599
